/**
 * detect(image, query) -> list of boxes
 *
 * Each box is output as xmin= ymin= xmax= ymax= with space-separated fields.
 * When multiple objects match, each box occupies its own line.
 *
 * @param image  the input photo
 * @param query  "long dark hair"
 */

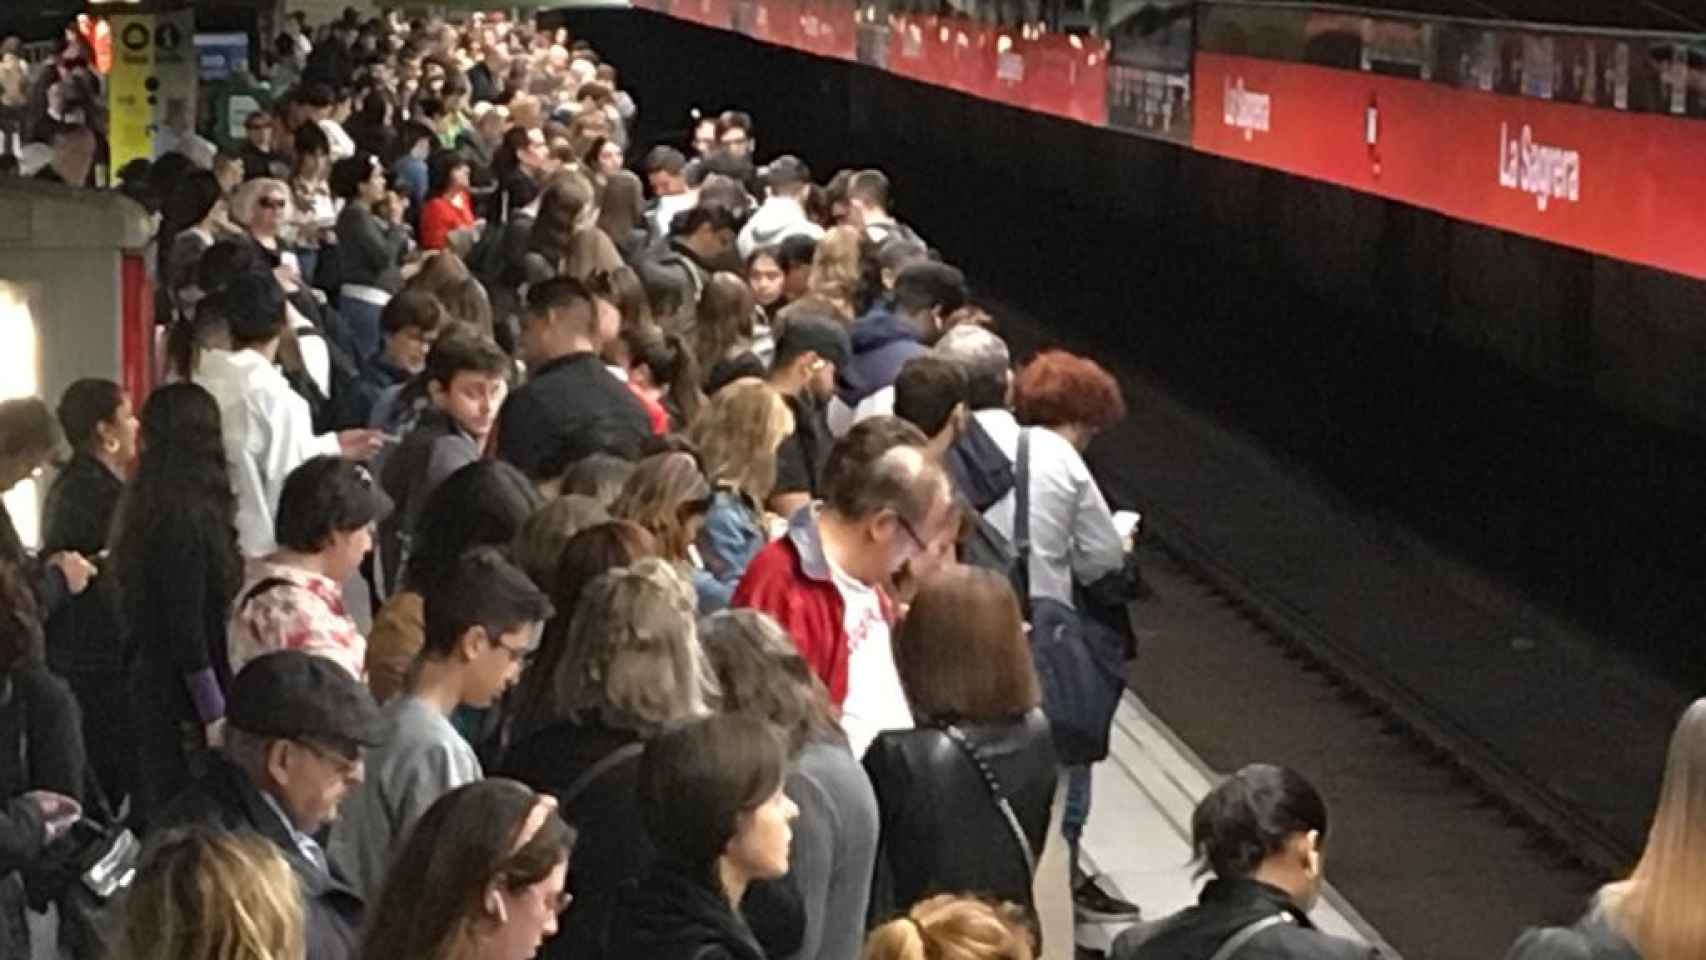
xmin=156 ymin=171 xmax=225 ymax=295
xmin=638 ymin=713 xmax=787 ymax=896
xmin=359 ymin=779 xmax=572 ymax=960
xmin=425 ymin=149 xmax=468 ymax=201
xmin=403 ymin=461 xmax=541 ymax=592
xmin=110 ymin=384 xmax=242 ymax=627
xmin=526 ymin=169 xmax=595 ymax=268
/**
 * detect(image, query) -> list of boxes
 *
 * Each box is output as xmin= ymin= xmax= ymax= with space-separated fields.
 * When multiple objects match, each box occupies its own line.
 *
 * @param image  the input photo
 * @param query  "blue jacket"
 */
xmin=836 ymin=306 xmax=927 ymax=409
xmin=694 ymin=490 xmax=767 ymax=613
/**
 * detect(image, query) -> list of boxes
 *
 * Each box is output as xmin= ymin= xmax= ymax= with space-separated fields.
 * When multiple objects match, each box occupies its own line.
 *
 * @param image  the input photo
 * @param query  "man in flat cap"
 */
xmin=155 ymin=650 xmax=388 ymax=960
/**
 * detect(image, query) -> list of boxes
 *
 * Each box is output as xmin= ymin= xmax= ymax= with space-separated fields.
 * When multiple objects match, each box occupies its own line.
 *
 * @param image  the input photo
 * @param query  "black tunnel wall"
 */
xmin=558 ymin=8 xmax=1706 ymax=436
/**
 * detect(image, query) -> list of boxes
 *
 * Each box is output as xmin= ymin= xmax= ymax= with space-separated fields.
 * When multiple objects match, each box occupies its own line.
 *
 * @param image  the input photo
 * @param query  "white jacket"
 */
xmin=194 ymin=349 xmax=340 ymax=558
xmin=737 ymin=195 xmax=825 ymax=261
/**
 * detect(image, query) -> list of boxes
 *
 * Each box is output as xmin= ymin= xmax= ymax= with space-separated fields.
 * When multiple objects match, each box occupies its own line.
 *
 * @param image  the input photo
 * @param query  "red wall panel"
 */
xmin=1193 ymin=51 xmax=1706 ymax=281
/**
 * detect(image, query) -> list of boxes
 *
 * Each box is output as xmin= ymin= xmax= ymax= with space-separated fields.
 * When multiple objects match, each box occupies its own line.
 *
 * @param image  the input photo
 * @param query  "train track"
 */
xmin=1132 ymin=501 xmax=1631 ymax=878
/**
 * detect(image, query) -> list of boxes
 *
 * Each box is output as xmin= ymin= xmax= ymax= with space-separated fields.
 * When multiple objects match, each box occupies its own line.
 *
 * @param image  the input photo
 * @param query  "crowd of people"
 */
xmin=0 ymin=7 xmax=1702 ymax=960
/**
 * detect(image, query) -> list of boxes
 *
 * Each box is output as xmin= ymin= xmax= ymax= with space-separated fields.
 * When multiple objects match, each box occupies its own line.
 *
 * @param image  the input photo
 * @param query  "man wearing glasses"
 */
xmin=239 ymin=110 xmax=288 ymax=181
xmin=331 ymin=548 xmax=553 ymax=900
xmin=733 ymin=417 xmax=959 ymax=758
xmin=156 ymin=650 xmax=388 ymax=960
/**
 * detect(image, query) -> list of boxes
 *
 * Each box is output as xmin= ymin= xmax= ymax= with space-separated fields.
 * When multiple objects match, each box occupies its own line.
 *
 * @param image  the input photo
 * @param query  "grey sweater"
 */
xmin=778 ymin=738 xmax=879 ymax=960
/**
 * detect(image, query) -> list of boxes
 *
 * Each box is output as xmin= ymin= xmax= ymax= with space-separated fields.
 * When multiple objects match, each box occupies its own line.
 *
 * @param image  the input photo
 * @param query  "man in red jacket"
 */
xmin=733 ymin=417 xmax=957 ymax=758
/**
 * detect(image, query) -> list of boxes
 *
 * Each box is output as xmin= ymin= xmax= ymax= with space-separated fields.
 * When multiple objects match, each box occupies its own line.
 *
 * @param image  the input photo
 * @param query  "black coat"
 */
xmin=1504 ymin=905 xmax=1641 ymax=960
xmin=0 ymin=497 xmax=68 ymax=624
xmin=863 ymin=711 xmax=1057 ymax=921
xmin=494 ymin=353 xmax=653 ymax=480
xmin=154 ymin=754 xmax=364 ymax=960
xmin=41 ymin=453 xmax=124 ymax=675
xmin=1114 ymin=878 xmax=1382 ymax=960
xmin=499 ymin=717 xmax=804 ymax=960
xmin=582 ymin=863 xmax=767 ymax=960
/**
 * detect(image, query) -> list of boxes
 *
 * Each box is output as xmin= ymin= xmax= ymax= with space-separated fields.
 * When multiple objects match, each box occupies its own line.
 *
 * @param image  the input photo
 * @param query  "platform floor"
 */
xmin=1076 ymin=691 xmax=1401 ymax=958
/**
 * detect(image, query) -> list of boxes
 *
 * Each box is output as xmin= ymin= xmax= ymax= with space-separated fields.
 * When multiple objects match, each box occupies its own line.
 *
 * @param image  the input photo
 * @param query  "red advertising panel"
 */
xmin=1193 ymin=51 xmax=1706 ymax=281
xmin=1016 ymin=31 xmax=1108 ymax=126
xmin=796 ymin=0 xmax=857 ymax=61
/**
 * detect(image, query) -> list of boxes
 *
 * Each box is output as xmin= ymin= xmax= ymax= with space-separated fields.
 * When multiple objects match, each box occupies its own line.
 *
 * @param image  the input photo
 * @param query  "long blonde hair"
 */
xmin=689 ymin=380 xmax=795 ymax=507
xmin=1600 ymin=698 xmax=1706 ymax=960
xmin=117 ymin=828 xmax=305 ymax=960
xmin=863 ymin=895 xmax=1034 ymax=960
xmin=807 ymin=224 xmax=862 ymax=321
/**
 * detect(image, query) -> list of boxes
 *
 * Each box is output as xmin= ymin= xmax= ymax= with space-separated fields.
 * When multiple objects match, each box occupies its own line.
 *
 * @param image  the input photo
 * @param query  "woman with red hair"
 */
xmin=992 ymin=348 xmax=1139 ymax=925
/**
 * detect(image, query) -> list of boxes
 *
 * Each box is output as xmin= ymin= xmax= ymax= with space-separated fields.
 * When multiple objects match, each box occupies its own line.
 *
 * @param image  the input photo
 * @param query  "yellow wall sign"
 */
xmin=107 ymin=10 xmax=196 ymax=173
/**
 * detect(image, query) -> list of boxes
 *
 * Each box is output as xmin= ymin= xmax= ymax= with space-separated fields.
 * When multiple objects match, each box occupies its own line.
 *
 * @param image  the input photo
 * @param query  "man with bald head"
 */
xmin=734 ymin=416 xmax=959 ymax=757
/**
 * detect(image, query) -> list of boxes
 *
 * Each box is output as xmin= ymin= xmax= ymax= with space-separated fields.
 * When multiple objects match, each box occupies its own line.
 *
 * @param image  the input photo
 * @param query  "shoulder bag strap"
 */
xmin=560 ymin=741 xmax=645 ymax=808
xmin=1207 ymin=914 xmax=1292 ymax=960
xmin=941 ymin=723 xmax=1036 ymax=877
xmin=1014 ymin=428 xmax=1032 ymax=597
xmin=238 ymin=576 xmax=294 ymax=611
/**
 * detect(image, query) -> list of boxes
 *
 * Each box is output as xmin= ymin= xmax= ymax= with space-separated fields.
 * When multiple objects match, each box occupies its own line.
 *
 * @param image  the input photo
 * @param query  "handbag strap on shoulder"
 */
xmin=1208 ymin=914 xmax=1292 ymax=960
xmin=941 ymin=723 xmax=1037 ymax=878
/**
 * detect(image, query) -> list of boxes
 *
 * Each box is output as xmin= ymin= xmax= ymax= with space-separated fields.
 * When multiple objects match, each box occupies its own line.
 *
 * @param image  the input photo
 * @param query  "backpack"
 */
xmin=295 ymin=308 xmax=372 ymax=433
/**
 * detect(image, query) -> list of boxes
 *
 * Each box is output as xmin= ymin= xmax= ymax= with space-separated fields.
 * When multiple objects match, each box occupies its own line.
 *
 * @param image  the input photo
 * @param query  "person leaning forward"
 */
xmin=153 ymin=650 xmax=388 ymax=960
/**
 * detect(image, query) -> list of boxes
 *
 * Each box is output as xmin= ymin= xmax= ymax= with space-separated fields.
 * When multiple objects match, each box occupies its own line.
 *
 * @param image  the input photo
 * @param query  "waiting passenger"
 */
xmin=155 ymin=650 xmax=387 ymax=960
xmin=640 ymin=204 xmax=741 ymax=336
xmin=864 ymin=895 xmax=1036 ymax=960
xmin=331 ymin=152 xmax=410 ymax=362
xmin=776 ymin=233 xmax=819 ymax=305
xmin=112 ymin=384 xmax=243 ymax=826
xmin=229 ymin=456 xmax=393 ymax=680
xmin=359 ymin=290 xmax=448 ymax=422
xmin=375 ymin=331 xmax=512 ymax=596
xmin=1113 ymin=764 xmax=1379 ymax=960
xmin=734 ymin=417 xmax=958 ymax=757
xmin=893 ymin=353 xmax=970 ymax=463
xmin=41 ymin=379 xmax=135 ymax=805
xmin=359 ymin=780 xmax=574 ymax=960
xmin=620 ymin=324 xmax=703 ymax=433
xmin=696 ymin=271 xmax=764 ymax=393
xmin=331 ymin=548 xmax=552 ymax=900
xmin=747 ymin=245 xmax=789 ymax=323
xmin=845 ymin=169 xmax=924 ymax=249
xmin=610 ymin=452 xmax=718 ymax=611
xmin=738 ymin=155 xmax=825 ymax=261
xmin=764 ymin=315 xmax=850 ymax=518
xmin=511 ymin=495 xmax=612 ymax=590
xmin=690 ymin=381 xmax=794 ymax=611
xmin=0 ymin=397 xmax=93 ymax=617
xmin=115 ymin=828 xmax=305 ymax=960
xmin=831 ymin=262 xmax=969 ymax=436
xmin=865 ymin=566 xmax=1059 ymax=931
xmin=580 ymin=713 xmax=798 ymax=960
xmin=496 ymin=277 xmax=651 ymax=482
xmin=193 ymin=270 xmax=382 ymax=557
xmin=560 ymin=454 xmax=638 ymax=510
xmin=367 ymin=460 xmax=541 ymax=704
xmin=987 ymin=349 xmax=1136 ymax=920
xmin=700 ymin=610 xmax=879 ymax=960
xmin=500 ymin=560 xmax=717 ymax=957
xmin=1505 ymin=698 xmax=1706 ymax=960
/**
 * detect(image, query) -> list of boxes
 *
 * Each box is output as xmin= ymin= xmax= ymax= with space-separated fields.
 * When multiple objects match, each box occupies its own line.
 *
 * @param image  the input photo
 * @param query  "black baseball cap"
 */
xmin=774 ymin=315 xmax=851 ymax=371
xmin=226 ymin=651 xmax=388 ymax=747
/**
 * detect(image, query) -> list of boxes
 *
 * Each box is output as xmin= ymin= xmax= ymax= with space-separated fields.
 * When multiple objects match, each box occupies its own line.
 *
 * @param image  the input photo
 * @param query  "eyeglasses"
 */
xmin=295 ymin=738 xmax=362 ymax=777
xmin=888 ymin=508 xmax=928 ymax=552
xmin=496 ymin=635 xmax=537 ymax=664
xmin=258 ymin=197 xmax=287 ymax=210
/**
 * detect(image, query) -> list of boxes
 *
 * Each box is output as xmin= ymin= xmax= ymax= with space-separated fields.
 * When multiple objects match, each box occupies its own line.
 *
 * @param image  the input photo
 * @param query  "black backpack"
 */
xmin=291 ymin=307 xmax=371 ymax=433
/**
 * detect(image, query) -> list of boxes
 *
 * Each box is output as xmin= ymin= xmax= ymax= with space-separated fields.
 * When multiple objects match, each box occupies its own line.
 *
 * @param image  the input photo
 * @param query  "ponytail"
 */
xmin=863 ymin=895 xmax=1033 ymax=960
xmin=1189 ymin=763 xmax=1327 ymax=880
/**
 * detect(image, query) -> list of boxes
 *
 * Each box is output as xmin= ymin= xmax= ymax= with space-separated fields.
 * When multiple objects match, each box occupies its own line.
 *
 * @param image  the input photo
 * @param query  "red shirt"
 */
xmin=420 ymin=189 xmax=474 ymax=251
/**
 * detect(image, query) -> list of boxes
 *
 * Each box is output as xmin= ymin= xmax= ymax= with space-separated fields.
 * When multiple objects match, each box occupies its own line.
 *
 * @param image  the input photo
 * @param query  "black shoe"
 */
xmin=1073 ymin=873 xmax=1143 ymax=923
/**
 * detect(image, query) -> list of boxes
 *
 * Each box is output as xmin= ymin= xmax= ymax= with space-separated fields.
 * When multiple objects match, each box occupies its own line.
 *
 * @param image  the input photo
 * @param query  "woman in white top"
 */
xmin=986 ymin=347 xmax=1136 ymax=921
